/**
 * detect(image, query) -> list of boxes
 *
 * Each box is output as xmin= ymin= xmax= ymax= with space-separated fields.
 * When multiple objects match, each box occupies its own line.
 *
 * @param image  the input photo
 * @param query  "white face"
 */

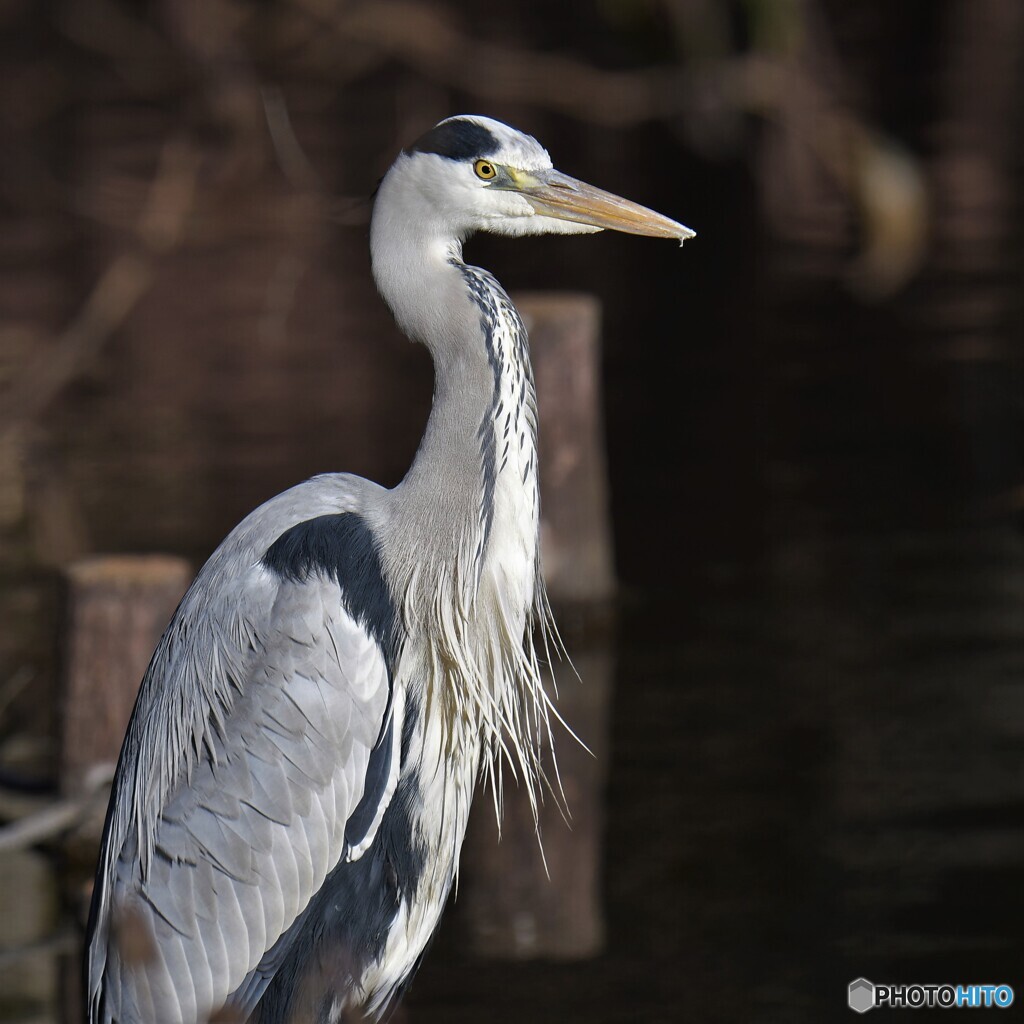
xmin=393 ymin=115 xmax=587 ymax=239
xmin=380 ymin=115 xmax=694 ymax=243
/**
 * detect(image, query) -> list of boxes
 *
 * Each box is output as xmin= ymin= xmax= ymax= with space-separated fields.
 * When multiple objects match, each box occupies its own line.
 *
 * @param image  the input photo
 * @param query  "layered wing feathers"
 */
xmin=87 ymin=480 xmax=399 ymax=1024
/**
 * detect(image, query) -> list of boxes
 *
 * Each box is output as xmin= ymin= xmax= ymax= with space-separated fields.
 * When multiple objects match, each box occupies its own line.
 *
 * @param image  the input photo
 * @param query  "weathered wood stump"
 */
xmin=60 ymin=554 xmax=191 ymax=1024
xmin=61 ymin=555 xmax=192 ymax=799
xmin=524 ymin=293 xmax=616 ymax=603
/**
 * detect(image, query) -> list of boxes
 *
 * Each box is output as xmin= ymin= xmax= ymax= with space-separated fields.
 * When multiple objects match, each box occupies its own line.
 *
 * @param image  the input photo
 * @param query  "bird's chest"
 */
xmin=481 ymin=406 xmax=539 ymax=617
xmin=473 ymin=300 xmax=540 ymax=619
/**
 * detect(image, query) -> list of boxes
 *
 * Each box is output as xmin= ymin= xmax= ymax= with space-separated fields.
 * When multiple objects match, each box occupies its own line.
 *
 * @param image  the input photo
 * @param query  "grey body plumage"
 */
xmin=86 ymin=115 xmax=693 ymax=1023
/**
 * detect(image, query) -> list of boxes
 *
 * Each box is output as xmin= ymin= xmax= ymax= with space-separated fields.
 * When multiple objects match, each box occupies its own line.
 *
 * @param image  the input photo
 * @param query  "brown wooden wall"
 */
xmin=1 ymin=0 xmax=1021 ymax=901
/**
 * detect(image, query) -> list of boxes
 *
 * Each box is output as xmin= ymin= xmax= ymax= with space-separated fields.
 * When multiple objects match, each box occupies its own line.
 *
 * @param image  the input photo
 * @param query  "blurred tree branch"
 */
xmin=0 ymin=763 xmax=113 ymax=854
xmin=20 ymin=0 xmax=932 ymax=297
xmin=309 ymin=0 xmax=928 ymax=294
xmin=0 ymin=139 xmax=200 ymax=439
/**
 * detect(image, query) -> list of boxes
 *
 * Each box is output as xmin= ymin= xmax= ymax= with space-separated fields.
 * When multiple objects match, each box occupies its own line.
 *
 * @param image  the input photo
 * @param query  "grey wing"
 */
xmin=87 ymin=561 xmax=402 ymax=1024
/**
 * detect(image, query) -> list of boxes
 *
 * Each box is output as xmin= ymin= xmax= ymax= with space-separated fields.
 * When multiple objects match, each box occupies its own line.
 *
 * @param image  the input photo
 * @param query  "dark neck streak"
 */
xmin=457 ymin=263 xmax=504 ymax=568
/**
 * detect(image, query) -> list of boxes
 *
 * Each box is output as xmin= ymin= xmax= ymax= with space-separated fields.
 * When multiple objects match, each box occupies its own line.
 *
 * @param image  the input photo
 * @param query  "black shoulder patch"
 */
xmin=262 ymin=513 xmax=399 ymax=671
xmin=405 ymin=118 xmax=498 ymax=161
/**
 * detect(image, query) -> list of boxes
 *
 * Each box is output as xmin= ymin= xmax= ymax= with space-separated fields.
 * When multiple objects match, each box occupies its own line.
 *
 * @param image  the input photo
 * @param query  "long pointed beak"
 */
xmin=518 ymin=168 xmax=695 ymax=242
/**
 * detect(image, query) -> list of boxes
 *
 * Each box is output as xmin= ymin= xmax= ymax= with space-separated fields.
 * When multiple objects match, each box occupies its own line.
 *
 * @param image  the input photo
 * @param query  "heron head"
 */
xmin=381 ymin=115 xmax=695 ymax=243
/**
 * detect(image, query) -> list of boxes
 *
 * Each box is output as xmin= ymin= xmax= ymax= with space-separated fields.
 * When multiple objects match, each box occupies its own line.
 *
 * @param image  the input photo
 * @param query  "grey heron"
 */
xmin=85 ymin=115 xmax=693 ymax=1023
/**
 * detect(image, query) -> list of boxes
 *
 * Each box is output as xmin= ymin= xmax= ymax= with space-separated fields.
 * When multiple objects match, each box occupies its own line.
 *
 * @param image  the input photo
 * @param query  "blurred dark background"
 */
xmin=1 ymin=0 xmax=1023 ymax=1021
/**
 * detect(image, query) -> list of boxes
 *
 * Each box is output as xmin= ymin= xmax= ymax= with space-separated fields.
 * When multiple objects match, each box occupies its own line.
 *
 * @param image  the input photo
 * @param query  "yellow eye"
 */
xmin=474 ymin=159 xmax=497 ymax=180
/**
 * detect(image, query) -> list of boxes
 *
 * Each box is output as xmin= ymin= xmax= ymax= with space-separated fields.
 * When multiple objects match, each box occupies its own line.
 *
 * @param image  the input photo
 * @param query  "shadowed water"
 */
xmin=404 ymin=527 xmax=1024 ymax=1022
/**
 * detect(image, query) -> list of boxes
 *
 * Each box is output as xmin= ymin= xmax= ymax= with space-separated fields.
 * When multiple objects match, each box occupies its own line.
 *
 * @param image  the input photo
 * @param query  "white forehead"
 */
xmin=415 ymin=115 xmax=553 ymax=172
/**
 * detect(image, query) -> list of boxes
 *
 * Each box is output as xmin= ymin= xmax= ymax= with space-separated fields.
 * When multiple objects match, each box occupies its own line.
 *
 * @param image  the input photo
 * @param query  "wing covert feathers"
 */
xmin=88 ymin=550 xmax=395 ymax=1023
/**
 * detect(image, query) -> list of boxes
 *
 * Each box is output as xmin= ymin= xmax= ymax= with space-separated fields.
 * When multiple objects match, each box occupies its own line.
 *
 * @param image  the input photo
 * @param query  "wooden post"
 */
xmin=524 ymin=293 xmax=616 ymax=603
xmin=60 ymin=554 xmax=191 ymax=1024
xmin=61 ymin=555 xmax=192 ymax=798
xmin=457 ymin=292 xmax=615 ymax=959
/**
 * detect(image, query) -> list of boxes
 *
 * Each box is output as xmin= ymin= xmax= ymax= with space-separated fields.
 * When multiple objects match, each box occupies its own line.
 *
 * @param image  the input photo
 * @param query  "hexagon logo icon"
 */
xmin=848 ymin=978 xmax=875 ymax=1014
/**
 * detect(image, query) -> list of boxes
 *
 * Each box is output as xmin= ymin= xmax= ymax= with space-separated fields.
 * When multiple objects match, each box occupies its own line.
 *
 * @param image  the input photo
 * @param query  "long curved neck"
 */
xmin=370 ymin=187 xmax=537 ymax=603
xmin=389 ymin=254 xmax=499 ymax=507
xmin=369 ymin=170 xmax=550 ymax=806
